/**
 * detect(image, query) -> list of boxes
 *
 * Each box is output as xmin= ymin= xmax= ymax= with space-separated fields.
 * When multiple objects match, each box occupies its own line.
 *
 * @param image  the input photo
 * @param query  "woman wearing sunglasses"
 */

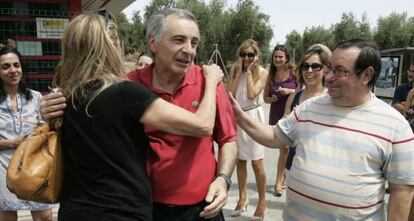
xmin=284 ymin=44 xmax=331 ymax=171
xmin=227 ymin=39 xmax=268 ymax=220
xmin=263 ymin=45 xmax=297 ymax=197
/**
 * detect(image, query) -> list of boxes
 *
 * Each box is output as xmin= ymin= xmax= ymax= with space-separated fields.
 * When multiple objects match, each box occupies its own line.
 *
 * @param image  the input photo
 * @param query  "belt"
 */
xmin=242 ymin=104 xmax=261 ymax=112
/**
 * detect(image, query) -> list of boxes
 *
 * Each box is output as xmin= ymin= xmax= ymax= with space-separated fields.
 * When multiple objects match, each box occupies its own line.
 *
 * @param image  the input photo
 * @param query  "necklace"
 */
xmin=6 ymin=95 xmax=23 ymax=134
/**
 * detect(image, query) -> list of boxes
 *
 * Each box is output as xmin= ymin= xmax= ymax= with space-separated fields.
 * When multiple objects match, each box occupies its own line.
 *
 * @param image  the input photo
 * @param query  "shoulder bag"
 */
xmin=6 ymin=119 xmax=63 ymax=203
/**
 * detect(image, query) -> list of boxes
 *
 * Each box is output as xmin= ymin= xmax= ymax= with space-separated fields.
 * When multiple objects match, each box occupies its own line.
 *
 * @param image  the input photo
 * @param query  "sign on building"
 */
xmin=36 ymin=18 xmax=69 ymax=39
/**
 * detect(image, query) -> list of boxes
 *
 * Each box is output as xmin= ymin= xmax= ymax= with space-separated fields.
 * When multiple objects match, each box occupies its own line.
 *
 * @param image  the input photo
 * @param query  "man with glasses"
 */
xmin=230 ymin=39 xmax=414 ymax=220
xmin=392 ymin=64 xmax=414 ymax=113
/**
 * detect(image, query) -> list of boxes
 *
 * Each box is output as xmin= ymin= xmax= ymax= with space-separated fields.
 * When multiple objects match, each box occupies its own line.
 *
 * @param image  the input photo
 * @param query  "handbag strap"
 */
xmin=49 ymin=118 xmax=62 ymax=132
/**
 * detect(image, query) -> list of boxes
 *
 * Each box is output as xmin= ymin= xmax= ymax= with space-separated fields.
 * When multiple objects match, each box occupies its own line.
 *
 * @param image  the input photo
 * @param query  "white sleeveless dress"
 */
xmin=235 ymin=69 xmax=265 ymax=160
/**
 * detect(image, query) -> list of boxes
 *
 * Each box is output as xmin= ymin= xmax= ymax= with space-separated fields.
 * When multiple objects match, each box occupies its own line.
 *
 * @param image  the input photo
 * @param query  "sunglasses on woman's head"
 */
xmin=239 ymin=52 xmax=256 ymax=58
xmin=274 ymin=45 xmax=287 ymax=51
xmin=98 ymin=9 xmax=115 ymax=27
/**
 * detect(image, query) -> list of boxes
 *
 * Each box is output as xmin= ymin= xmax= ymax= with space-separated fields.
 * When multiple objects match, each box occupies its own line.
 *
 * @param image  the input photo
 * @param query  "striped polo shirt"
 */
xmin=275 ymin=93 xmax=414 ymax=220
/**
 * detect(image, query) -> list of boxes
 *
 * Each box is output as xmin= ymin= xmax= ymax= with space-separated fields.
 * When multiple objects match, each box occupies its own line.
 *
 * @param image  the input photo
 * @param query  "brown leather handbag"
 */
xmin=6 ymin=120 xmax=63 ymax=203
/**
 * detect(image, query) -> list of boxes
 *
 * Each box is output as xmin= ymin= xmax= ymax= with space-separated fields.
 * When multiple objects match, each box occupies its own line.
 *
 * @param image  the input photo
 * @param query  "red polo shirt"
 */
xmin=127 ymin=64 xmax=237 ymax=205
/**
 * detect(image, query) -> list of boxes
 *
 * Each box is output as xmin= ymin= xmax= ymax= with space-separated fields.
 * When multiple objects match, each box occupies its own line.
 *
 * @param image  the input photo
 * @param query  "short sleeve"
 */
xmin=213 ymin=82 xmax=237 ymax=146
xmin=120 ymin=81 xmax=158 ymax=121
xmin=126 ymin=69 xmax=139 ymax=82
xmin=383 ymin=124 xmax=414 ymax=185
xmin=274 ymin=108 xmax=299 ymax=146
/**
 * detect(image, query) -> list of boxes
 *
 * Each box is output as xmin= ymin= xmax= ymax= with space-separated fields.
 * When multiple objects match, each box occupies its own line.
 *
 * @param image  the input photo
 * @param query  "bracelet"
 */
xmin=216 ymin=173 xmax=232 ymax=190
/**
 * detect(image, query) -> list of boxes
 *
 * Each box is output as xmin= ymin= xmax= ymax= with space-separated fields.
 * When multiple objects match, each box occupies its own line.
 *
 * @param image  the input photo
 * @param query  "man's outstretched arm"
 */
xmin=229 ymin=92 xmax=286 ymax=148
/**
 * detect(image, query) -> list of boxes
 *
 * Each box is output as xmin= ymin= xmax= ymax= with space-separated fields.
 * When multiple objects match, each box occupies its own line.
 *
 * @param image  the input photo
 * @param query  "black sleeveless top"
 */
xmin=290 ymin=90 xmax=303 ymax=112
xmin=286 ymin=90 xmax=303 ymax=170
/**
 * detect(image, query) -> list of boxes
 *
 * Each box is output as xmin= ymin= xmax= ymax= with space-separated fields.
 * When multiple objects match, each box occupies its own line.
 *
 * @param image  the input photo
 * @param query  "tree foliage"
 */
xmin=374 ymin=12 xmax=414 ymax=49
xmin=285 ymin=30 xmax=303 ymax=63
xmin=117 ymin=2 xmax=414 ymax=67
xmin=221 ymin=0 xmax=273 ymax=63
xmin=116 ymin=0 xmax=273 ymax=67
xmin=284 ymin=11 xmax=413 ymax=63
xmin=303 ymin=26 xmax=334 ymax=52
xmin=143 ymin=0 xmax=175 ymax=21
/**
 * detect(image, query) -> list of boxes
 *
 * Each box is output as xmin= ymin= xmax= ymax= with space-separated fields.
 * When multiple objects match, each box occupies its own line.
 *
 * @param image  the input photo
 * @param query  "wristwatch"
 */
xmin=216 ymin=173 xmax=232 ymax=190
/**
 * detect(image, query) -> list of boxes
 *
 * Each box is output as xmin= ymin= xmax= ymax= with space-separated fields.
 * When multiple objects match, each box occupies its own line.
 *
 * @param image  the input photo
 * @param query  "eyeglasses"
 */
xmin=301 ymin=63 xmax=324 ymax=72
xmin=239 ymin=52 xmax=256 ymax=58
xmin=324 ymin=65 xmax=361 ymax=78
xmin=98 ymin=9 xmax=115 ymax=28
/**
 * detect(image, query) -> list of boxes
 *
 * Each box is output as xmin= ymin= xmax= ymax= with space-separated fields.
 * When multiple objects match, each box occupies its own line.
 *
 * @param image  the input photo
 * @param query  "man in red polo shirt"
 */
xmin=127 ymin=8 xmax=237 ymax=221
xmin=40 ymin=8 xmax=237 ymax=221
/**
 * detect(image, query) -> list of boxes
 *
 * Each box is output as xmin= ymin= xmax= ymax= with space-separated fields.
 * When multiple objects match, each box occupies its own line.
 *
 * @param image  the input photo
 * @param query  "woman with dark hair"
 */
xmin=136 ymin=52 xmax=153 ymax=69
xmin=263 ymin=45 xmax=297 ymax=197
xmin=0 ymin=47 xmax=53 ymax=221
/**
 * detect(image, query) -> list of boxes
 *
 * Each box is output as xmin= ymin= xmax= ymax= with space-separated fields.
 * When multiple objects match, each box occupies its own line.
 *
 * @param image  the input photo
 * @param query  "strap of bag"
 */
xmin=49 ymin=118 xmax=62 ymax=132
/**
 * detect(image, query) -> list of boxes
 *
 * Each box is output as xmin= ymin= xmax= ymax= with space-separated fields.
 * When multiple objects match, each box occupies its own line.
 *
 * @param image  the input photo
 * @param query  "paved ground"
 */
xmin=224 ymin=147 xmax=285 ymax=221
xmin=223 ymin=103 xmax=285 ymax=221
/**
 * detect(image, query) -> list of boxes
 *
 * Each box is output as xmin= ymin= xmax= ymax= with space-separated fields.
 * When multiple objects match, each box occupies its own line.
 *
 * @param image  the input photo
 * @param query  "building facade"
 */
xmin=0 ymin=0 xmax=133 ymax=92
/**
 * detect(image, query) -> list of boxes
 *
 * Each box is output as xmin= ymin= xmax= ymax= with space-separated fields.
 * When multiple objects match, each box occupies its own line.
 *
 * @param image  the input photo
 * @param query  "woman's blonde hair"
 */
xmin=56 ymin=13 xmax=124 ymax=115
xmin=235 ymin=39 xmax=262 ymax=83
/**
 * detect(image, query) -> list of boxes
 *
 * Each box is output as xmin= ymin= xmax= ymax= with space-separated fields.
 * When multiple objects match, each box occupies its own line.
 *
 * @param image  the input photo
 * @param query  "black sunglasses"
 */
xmin=98 ymin=9 xmax=115 ymax=27
xmin=239 ymin=52 xmax=256 ymax=58
xmin=301 ymin=63 xmax=324 ymax=72
xmin=274 ymin=44 xmax=287 ymax=51
xmin=306 ymin=47 xmax=323 ymax=54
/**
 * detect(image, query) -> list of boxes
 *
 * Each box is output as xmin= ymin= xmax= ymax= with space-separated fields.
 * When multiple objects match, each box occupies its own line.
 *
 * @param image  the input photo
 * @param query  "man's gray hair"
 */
xmin=146 ymin=8 xmax=197 ymax=43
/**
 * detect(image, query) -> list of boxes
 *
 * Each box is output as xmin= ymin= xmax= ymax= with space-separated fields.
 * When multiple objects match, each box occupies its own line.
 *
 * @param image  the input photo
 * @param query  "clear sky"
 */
xmin=122 ymin=0 xmax=414 ymax=46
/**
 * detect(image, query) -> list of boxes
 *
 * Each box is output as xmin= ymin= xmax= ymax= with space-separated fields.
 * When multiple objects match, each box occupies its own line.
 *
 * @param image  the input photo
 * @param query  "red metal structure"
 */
xmin=0 ymin=0 xmax=134 ymax=92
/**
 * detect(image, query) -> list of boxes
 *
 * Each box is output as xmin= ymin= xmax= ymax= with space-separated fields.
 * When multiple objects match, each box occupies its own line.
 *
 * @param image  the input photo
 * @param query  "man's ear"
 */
xmin=148 ymin=35 xmax=157 ymax=54
xmin=362 ymin=66 xmax=374 ymax=85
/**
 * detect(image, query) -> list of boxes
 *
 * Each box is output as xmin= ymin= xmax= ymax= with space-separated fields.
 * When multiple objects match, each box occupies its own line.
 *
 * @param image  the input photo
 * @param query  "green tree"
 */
xmin=407 ymin=17 xmax=414 ymax=46
xmin=226 ymin=0 xmax=273 ymax=63
xmin=115 ymin=12 xmax=132 ymax=53
xmin=203 ymin=0 xmax=232 ymax=65
xmin=129 ymin=10 xmax=146 ymax=53
xmin=116 ymin=0 xmax=274 ymax=68
xmin=302 ymin=26 xmax=334 ymax=52
xmin=285 ymin=30 xmax=303 ymax=63
xmin=144 ymin=0 xmax=175 ymax=21
xmin=332 ymin=13 xmax=361 ymax=43
xmin=374 ymin=12 xmax=414 ymax=49
xmin=358 ymin=13 xmax=372 ymax=41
